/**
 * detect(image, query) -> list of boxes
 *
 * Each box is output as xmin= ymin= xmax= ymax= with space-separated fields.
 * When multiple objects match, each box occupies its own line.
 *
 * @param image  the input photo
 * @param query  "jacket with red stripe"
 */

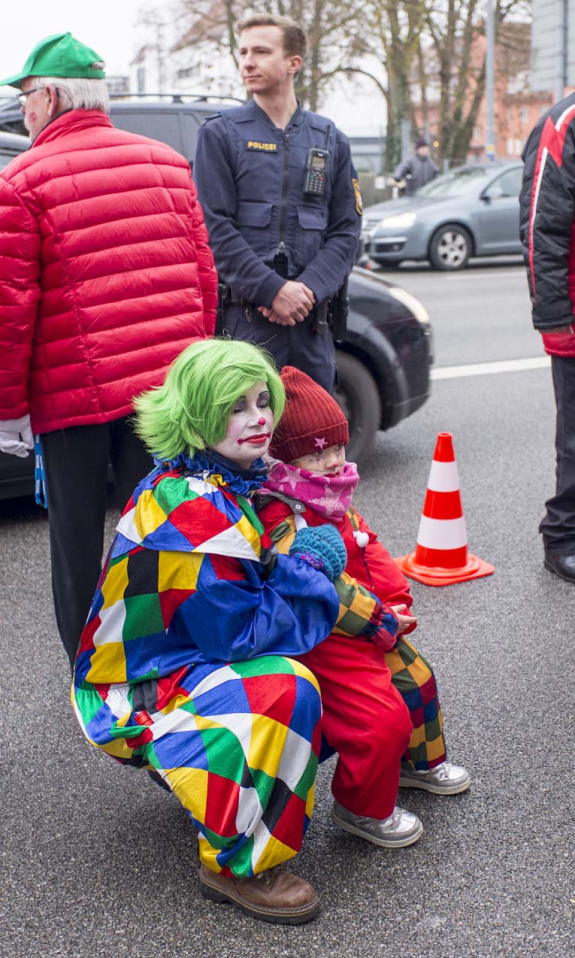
xmin=0 ymin=109 xmax=218 ymax=433
xmin=519 ymin=92 xmax=575 ymax=357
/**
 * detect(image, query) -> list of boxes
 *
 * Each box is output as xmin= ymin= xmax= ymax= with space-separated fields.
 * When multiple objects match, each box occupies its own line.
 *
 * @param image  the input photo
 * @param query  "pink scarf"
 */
xmin=262 ymin=458 xmax=360 ymax=522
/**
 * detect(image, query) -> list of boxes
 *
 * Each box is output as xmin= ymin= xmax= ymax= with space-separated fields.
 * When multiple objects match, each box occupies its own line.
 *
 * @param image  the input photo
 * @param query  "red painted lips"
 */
xmin=238 ymin=434 xmax=271 ymax=445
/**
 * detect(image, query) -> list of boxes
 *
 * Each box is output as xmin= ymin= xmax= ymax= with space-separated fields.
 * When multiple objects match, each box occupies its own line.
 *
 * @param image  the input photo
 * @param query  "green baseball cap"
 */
xmin=0 ymin=33 xmax=106 ymax=89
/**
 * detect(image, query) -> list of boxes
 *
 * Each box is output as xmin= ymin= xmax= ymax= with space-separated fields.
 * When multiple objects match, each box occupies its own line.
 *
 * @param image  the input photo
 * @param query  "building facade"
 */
xmin=531 ymin=0 xmax=575 ymax=97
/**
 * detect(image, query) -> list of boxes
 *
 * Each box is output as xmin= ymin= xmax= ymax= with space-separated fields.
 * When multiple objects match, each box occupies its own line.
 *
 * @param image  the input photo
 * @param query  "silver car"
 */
xmin=362 ymin=162 xmax=523 ymax=271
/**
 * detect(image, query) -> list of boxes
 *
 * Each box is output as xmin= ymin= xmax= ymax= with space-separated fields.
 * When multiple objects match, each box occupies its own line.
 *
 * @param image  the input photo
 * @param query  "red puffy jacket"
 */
xmin=0 ymin=109 xmax=218 ymax=433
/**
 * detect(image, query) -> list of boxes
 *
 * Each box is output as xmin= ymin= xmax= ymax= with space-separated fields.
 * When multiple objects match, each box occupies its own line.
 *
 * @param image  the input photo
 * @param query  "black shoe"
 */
xmin=544 ymin=552 xmax=575 ymax=583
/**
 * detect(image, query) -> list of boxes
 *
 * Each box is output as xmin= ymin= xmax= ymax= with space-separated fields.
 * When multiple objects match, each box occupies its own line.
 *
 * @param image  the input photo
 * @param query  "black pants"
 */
xmin=540 ymin=355 xmax=575 ymax=554
xmin=221 ymin=305 xmax=336 ymax=394
xmin=41 ymin=418 xmax=153 ymax=668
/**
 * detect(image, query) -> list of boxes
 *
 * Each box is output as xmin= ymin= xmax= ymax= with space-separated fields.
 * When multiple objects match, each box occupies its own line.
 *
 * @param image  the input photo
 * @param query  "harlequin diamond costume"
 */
xmin=71 ymin=340 xmax=347 ymax=925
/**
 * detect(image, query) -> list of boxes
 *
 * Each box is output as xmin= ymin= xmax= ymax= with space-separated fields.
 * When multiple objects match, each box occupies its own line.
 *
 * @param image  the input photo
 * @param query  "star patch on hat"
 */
xmin=269 ymin=367 xmax=349 ymax=464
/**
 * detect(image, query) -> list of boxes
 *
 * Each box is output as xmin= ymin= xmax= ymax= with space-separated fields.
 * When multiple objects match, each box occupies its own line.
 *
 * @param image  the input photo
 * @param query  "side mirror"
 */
xmin=482 ymin=186 xmax=505 ymax=201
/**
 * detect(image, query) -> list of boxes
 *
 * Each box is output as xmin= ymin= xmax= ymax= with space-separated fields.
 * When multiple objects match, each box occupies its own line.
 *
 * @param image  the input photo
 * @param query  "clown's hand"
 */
xmin=0 ymin=415 xmax=34 ymax=457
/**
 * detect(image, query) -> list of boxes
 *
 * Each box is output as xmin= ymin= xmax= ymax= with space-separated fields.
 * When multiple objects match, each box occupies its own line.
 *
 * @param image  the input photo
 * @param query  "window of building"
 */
xmin=176 ymin=65 xmax=200 ymax=80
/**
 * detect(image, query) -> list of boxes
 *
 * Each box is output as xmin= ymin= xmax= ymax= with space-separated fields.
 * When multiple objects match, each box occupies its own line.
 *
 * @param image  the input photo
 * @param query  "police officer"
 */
xmin=194 ymin=12 xmax=362 ymax=394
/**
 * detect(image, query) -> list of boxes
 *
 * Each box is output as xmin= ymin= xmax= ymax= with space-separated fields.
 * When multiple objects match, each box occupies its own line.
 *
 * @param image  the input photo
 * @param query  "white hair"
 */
xmin=35 ymin=76 xmax=109 ymax=113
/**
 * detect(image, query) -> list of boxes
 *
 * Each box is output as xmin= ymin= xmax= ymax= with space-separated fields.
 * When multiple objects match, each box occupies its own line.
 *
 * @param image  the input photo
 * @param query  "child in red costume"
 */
xmin=257 ymin=366 xmax=469 ymax=848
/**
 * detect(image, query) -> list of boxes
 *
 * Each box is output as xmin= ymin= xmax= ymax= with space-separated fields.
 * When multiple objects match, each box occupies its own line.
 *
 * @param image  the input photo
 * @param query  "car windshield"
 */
xmin=418 ymin=167 xmax=491 ymax=197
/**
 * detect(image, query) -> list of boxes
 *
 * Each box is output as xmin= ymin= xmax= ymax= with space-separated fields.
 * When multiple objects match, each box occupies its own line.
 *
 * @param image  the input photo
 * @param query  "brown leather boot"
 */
xmin=199 ymin=863 xmax=320 ymax=924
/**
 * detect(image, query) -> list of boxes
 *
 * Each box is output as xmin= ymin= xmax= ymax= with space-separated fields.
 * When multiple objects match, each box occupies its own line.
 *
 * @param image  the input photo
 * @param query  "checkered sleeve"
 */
xmin=331 ymin=574 xmax=399 ymax=650
xmin=266 ymin=515 xmax=297 ymax=553
xmin=185 ymin=551 xmax=339 ymax=660
xmin=267 ymin=513 xmax=399 ymax=651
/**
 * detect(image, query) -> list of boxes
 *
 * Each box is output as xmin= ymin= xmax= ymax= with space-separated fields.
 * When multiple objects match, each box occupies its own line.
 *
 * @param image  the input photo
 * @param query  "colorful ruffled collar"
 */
xmin=152 ymin=450 xmax=267 ymax=497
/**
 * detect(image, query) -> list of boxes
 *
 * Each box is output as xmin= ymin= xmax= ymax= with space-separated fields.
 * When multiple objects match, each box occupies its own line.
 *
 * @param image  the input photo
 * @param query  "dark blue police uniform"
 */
xmin=194 ymin=99 xmax=362 ymax=393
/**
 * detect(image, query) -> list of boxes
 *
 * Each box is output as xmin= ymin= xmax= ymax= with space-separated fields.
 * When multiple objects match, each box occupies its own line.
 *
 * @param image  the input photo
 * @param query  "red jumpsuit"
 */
xmin=258 ymin=498 xmax=446 ymax=820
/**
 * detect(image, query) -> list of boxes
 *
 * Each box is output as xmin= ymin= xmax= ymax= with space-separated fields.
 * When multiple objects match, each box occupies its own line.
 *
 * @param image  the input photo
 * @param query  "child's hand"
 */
xmin=390 ymin=604 xmax=417 ymax=635
xmin=289 ymin=525 xmax=347 ymax=582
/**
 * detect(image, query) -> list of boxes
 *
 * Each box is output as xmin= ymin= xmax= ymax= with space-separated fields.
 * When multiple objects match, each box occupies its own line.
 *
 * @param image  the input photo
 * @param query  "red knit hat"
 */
xmin=270 ymin=367 xmax=349 ymax=463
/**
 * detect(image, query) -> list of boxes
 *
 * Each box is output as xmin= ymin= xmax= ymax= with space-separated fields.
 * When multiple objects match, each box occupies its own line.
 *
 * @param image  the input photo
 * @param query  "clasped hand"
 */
xmin=258 ymin=281 xmax=315 ymax=326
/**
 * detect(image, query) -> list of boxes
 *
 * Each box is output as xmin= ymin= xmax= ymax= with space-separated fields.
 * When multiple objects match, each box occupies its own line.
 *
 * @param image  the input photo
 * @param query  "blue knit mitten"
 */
xmin=289 ymin=525 xmax=347 ymax=582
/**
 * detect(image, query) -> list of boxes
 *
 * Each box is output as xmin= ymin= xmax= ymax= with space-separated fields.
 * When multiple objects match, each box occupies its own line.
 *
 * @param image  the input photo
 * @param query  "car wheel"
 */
xmin=334 ymin=351 xmax=381 ymax=463
xmin=429 ymin=224 xmax=472 ymax=271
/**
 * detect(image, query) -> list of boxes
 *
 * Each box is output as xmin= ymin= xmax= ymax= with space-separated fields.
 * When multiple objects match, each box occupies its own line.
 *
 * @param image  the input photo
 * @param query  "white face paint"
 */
xmin=291 ymin=443 xmax=347 ymax=476
xmin=213 ymin=380 xmax=274 ymax=469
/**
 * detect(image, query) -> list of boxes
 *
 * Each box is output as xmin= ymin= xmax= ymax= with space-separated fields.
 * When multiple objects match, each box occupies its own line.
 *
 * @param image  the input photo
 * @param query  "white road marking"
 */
xmin=444 ymin=270 xmax=525 ymax=281
xmin=431 ymin=357 xmax=550 ymax=380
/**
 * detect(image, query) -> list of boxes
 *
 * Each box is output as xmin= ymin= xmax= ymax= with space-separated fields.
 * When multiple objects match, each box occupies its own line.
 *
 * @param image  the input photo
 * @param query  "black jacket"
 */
xmin=194 ymin=100 xmax=361 ymax=308
xmin=519 ymin=92 xmax=575 ymax=341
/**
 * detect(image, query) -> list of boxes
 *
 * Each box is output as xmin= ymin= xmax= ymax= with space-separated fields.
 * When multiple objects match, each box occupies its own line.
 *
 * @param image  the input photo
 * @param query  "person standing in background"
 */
xmin=519 ymin=92 xmax=575 ymax=584
xmin=393 ymin=138 xmax=439 ymax=195
xmin=0 ymin=33 xmax=217 ymax=666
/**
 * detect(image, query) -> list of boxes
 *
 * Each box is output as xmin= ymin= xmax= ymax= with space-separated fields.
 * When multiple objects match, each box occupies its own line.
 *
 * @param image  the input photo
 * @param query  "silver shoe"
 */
xmin=331 ymin=800 xmax=423 ymax=848
xmin=399 ymin=761 xmax=470 ymax=795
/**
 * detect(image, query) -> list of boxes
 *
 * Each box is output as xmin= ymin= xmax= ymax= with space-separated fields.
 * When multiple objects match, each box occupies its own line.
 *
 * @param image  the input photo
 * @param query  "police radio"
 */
xmin=304 ymin=148 xmax=329 ymax=196
xmin=303 ymin=125 xmax=331 ymax=197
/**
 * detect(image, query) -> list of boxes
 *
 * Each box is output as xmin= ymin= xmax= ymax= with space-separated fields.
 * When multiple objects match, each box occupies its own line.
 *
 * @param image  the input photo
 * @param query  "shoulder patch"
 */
xmin=351 ymin=165 xmax=363 ymax=216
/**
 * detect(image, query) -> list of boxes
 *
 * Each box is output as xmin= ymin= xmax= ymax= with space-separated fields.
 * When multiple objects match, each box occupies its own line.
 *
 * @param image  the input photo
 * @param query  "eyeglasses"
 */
xmin=17 ymin=87 xmax=42 ymax=107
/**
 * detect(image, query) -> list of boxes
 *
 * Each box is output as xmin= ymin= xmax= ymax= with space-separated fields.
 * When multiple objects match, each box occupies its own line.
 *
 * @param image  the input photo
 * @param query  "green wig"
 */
xmin=134 ymin=339 xmax=285 ymax=461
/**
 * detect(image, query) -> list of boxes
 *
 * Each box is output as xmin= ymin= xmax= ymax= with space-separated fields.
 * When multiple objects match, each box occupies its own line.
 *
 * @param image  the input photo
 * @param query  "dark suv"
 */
xmin=0 ymin=128 xmax=29 ymax=168
xmin=0 ymin=96 xmax=432 ymax=496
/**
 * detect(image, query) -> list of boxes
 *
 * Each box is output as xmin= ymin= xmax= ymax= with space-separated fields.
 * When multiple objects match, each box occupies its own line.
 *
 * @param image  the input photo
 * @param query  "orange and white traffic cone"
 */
xmin=395 ymin=432 xmax=494 ymax=587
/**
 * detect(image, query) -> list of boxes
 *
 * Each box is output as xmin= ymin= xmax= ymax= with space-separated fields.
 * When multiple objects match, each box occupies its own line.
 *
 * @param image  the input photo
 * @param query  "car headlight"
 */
xmin=388 ymin=285 xmax=430 ymax=325
xmin=380 ymin=212 xmax=417 ymax=230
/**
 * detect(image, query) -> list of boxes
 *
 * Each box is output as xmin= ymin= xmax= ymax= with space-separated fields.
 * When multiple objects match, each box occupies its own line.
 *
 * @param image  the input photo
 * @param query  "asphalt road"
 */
xmin=2 ymin=262 xmax=574 ymax=957
xmin=376 ymin=256 xmax=540 ymax=367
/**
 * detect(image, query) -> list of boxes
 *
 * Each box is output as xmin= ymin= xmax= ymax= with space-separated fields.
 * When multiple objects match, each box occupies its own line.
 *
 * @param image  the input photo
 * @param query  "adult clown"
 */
xmin=71 ymin=339 xmax=347 ymax=925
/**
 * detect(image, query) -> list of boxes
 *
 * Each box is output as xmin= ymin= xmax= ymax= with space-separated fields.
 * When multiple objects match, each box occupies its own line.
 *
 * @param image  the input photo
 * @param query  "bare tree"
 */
xmin=176 ymin=0 xmax=362 ymax=110
xmin=421 ymin=0 xmax=532 ymax=164
xmin=355 ymin=0 xmax=532 ymax=168
xmin=154 ymin=0 xmax=533 ymax=169
xmin=365 ymin=1 xmax=426 ymax=169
